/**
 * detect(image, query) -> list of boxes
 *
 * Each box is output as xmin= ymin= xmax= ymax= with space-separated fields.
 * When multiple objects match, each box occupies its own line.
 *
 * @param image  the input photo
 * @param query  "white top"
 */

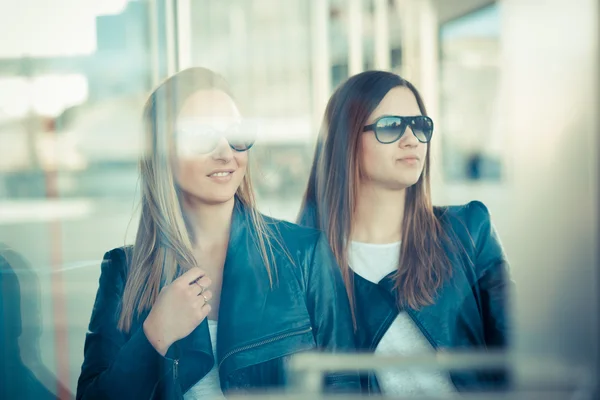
xmin=184 ymin=320 xmax=225 ymax=400
xmin=349 ymin=241 xmax=456 ymax=396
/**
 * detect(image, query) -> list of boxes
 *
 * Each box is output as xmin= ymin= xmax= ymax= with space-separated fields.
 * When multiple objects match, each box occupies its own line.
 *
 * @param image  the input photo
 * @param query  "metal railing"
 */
xmin=227 ymin=351 xmax=597 ymax=400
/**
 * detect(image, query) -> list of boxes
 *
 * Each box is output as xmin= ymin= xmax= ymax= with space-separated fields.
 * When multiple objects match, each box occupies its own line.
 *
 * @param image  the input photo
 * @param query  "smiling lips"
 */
xmin=209 ymin=171 xmax=232 ymax=177
xmin=207 ymin=170 xmax=234 ymax=181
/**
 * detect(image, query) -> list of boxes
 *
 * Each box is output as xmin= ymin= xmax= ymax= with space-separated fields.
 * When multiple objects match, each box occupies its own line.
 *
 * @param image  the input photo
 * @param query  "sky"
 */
xmin=0 ymin=0 xmax=130 ymax=58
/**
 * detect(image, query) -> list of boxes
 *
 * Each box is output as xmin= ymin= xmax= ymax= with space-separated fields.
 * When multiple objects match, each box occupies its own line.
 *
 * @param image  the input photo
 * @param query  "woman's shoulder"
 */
xmin=435 ymin=200 xmax=494 ymax=233
xmin=259 ymin=214 xmax=339 ymax=279
xmin=435 ymin=201 xmax=506 ymax=267
xmin=261 ymin=214 xmax=324 ymax=250
xmin=98 ymin=245 xmax=133 ymax=282
xmin=102 ymin=245 xmax=133 ymax=263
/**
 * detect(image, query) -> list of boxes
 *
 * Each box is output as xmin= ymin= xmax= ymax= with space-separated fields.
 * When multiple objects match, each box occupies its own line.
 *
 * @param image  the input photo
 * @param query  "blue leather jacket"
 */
xmin=77 ymin=201 xmax=359 ymax=399
xmin=299 ymin=200 xmax=512 ymax=393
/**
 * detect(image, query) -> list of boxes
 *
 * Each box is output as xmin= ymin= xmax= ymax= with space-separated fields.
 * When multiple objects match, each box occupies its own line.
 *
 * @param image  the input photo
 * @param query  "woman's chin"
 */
xmin=181 ymin=188 xmax=237 ymax=207
xmin=200 ymin=193 xmax=237 ymax=206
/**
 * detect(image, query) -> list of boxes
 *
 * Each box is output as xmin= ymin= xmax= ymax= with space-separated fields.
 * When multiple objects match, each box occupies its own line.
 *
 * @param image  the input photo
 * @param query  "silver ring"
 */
xmin=202 ymin=294 xmax=208 ymax=303
xmin=195 ymin=281 xmax=205 ymax=294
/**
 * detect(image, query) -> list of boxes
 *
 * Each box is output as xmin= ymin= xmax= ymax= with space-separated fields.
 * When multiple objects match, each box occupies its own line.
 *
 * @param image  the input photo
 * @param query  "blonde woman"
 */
xmin=76 ymin=68 xmax=358 ymax=399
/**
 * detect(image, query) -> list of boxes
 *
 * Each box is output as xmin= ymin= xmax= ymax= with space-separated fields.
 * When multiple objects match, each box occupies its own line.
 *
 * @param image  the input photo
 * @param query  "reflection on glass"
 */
xmin=0 ymin=1 xmax=153 ymax=396
xmin=1 ymin=244 xmax=72 ymax=399
xmin=439 ymin=3 xmax=503 ymax=182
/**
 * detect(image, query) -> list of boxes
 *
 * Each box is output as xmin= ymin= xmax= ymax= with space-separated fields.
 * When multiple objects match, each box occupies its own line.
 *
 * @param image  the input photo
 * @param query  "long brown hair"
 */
xmin=298 ymin=70 xmax=453 ymax=322
xmin=118 ymin=67 xmax=277 ymax=332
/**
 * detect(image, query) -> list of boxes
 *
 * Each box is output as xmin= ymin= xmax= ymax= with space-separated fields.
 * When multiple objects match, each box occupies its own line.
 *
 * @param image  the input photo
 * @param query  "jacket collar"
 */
xmin=175 ymin=198 xmax=314 ymax=393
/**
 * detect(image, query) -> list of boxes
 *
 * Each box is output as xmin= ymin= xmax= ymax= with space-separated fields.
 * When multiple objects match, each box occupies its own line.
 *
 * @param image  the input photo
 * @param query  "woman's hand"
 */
xmin=143 ymin=267 xmax=212 ymax=356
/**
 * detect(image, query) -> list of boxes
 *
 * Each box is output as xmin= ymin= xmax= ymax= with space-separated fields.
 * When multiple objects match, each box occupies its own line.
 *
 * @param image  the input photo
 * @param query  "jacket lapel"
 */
xmin=216 ymin=200 xmax=315 ymax=384
xmin=377 ymin=251 xmax=481 ymax=351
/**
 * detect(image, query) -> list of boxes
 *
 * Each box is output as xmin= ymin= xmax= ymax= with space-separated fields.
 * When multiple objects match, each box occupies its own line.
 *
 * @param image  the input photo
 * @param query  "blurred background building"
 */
xmin=0 ymin=0 xmax=598 ymax=398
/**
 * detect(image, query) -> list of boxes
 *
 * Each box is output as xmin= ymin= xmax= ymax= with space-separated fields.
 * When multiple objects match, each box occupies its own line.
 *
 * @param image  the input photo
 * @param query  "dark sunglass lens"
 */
xmin=229 ymin=140 xmax=255 ymax=151
xmin=410 ymin=117 xmax=433 ymax=143
xmin=375 ymin=117 xmax=404 ymax=143
xmin=227 ymin=127 xmax=256 ymax=152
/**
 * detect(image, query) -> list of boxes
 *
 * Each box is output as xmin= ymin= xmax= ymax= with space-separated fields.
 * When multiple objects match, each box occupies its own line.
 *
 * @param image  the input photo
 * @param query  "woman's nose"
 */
xmin=399 ymin=126 xmax=419 ymax=147
xmin=211 ymin=137 xmax=234 ymax=162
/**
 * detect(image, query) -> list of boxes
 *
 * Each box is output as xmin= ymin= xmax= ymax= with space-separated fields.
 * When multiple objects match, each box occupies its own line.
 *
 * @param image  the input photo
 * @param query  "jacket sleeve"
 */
xmin=305 ymin=233 xmax=361 ymax=392
xmin=76 ymin=249 xmax=171 ymax=399
xmin=468 ymin=201 xmax=513 ymax=348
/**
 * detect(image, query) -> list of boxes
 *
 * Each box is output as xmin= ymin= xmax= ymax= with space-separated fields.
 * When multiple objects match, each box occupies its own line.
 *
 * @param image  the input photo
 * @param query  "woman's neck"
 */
xmin=351 ymin=184 xmax=406 ymax=244
xmin=182 ymin=194 xmax=235 ymax=249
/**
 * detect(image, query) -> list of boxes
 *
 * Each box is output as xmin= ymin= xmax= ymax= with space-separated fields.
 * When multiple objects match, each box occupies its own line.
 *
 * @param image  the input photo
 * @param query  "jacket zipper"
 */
xmin=149 ymin=357 xmax=178 ymax=397
xmin=173 ymin=359 xmax=179 ymax=381
xmin=218 ymin=326 xmax=313 ymax=369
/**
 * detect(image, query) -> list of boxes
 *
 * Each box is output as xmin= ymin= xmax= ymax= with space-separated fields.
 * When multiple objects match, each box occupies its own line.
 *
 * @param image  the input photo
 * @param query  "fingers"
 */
xmin=195 ymin=302 xmax=212 ymax=321
xmin=188 ymin=275 xmax=211 ymax=296
xmin=195 ymin=275 xmax=212 ymax=289
xmin=177 ymin=266 xmax=206 ymax=285
xmin=194 ymin=289 xmax=213 ymax=307
xmin=193 ymin=290 xmax=213 ymax=320
xmin=197 ymin=289 xmax=213 ymax=301
xmin=194 ymin=289 xmax=213 ymax=311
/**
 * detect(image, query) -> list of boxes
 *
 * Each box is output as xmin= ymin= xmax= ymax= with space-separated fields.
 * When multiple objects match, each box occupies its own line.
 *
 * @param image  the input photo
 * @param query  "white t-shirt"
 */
xmin=184 ymin=320 xmax=225 ymax=400
xmin=349 ymin=241 xmax=456 ymax=397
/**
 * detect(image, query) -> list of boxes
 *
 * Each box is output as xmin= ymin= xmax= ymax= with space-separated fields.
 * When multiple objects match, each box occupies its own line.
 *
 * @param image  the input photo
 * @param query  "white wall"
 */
xmin=424 ymin=0 xmax=598 ymax=387
xmin=498 ymin=0 xmax=599 ymax=380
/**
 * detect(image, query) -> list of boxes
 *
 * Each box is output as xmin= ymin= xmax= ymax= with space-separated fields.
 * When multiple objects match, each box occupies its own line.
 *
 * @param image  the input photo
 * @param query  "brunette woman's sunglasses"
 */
xmin=363 ymin=115 xmax=434 ymax=144
xmin=175 ymin=122 xmax=256 ymax=155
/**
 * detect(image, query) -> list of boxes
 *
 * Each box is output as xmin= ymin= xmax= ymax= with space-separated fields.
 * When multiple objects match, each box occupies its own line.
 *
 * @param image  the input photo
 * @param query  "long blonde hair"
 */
xmin=118 ymin=67 xmax=277 ymax=332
